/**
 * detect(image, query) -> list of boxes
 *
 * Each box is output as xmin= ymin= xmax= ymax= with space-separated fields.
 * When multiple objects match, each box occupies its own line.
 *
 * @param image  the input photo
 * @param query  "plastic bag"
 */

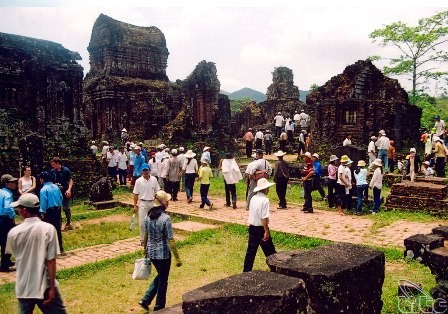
xmin=132 ymin=258 xmax=151 ymax=280
xmin=129 ymin=214 xmax=135 ymax=231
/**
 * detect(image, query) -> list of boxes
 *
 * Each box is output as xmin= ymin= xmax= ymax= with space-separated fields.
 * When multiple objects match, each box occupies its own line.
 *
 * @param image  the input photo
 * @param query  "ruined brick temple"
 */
xmin=307 ymin=60 xmax=421 ymax=151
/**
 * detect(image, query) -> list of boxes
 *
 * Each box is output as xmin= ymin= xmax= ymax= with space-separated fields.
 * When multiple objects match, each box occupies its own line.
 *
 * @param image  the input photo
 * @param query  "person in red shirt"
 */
xmin=301 ymin=152 xmax=315 ymax=213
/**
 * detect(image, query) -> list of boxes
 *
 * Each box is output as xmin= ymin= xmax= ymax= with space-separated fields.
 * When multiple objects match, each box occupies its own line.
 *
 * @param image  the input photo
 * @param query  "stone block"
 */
xmin=432 ymin=226 xmax=448 ymax=240
xmin=182 ymin=270 xmax=309 ymax=314
xmin=89 ymin=177 xmax=113 ymax=202
xmin=404 ymin=234 xmax=444 ymax=264
xmin=90 ymin=200 xmax=118 ymax=210
xmin=157 ymin=304 xmax=183 ymax=313
xmin=267 ymin=243 xmax=385 ymax=314
xmin=427 ymin=247 xmax=448 ymax=279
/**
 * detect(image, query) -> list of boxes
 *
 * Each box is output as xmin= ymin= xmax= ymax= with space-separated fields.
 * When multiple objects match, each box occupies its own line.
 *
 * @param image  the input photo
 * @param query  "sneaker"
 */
xmin=0 ymin=267 xmax=15 ymax=272
xmin=209 ymin=203 xmax=213 ymax=210
xmin=187 ymin=197 xmax=192 ymax=203
xmin=138 ymin=300 xmax=149 ymax=311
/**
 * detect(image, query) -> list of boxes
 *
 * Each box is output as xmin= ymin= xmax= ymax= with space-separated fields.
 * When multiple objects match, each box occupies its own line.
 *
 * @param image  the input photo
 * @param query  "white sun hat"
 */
xmin=253 ymin=178 xmax=276 ymax=192
xmin=274 ymin=150 xmax=286 ymax=157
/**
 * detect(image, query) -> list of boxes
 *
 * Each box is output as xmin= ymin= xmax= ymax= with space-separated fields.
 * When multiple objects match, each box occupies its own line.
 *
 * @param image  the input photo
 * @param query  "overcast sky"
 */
xmin=0 ymin=1 xmax=447 ymax=94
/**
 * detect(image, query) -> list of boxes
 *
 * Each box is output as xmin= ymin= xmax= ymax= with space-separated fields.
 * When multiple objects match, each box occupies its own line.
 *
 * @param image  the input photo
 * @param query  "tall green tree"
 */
xmin=369 ymin=11 xmax=448 ymax=103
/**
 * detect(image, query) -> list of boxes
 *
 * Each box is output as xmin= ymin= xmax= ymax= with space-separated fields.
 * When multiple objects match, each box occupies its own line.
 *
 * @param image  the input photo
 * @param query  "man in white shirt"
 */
xmin=6 ymin=194 xmax=67 ymax=313
xmin=245 ymin=150 xmax=273 ymax=210
xmin=254 ymin=130 xmax=264 ymax=150
xmin=116 ymin=146 xmax=128 ymax=185
xmin=367 ymin=136 xmax=377 ymax=165
xmin=375 ymin=130 xmax=391 ymax=173
xmin=293 ymin=111 xmax=300 ymax=128
xmin=106 ymin=146 xmax=117 ymax=181
xmin=90 ymin=141 xmax=98 ymax=155
xmin=434 ymin=115 xmax=446 ymax=137
xmin=342 ymin=135 xmax=352 ymax=146
xmin=299 ymin=110 xmax=309 ymax=129
xmin=285 ymin=120 xmax=295 ymax=145
xmin=243 ymin=178 xmax=276 ymax=272
xmin=273 ymin=112 xmax=284 ymax=138
xmin=177 ymin=147 xmax=186 ymax=192
xmin=133 ymin=163 xmax=160 ymax=245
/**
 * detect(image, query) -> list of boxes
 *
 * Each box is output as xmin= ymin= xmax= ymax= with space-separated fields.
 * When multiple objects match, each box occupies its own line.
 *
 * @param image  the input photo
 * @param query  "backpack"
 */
xmin=253 ymin=160 xmax=269 ymax=182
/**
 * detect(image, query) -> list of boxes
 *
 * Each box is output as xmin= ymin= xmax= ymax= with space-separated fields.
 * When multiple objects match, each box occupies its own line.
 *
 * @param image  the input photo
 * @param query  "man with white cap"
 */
xmin=299 ymin=109 xmax=309 ymax=129
xmin=133 ymin=163 xmax=160 ymax=246
xmin=243 ymin=178 xmax=277 ymax=272
xmin=273 ymin=150 xmax=289 ymax=209
xmin=133 ymin=146 xmax=146 ymax=186
xmin=368 ymin=136 xmax=377 ymax=165
xmin=166 ymin=149 xmax=182 ymax=201
xmin=121 ymin=128 xmax=129 ymax=144
xmin=254 ymin=129 xmax=264 ymax=150
xmin=7 ymin=193 xmax=67 ymax=312
xmin=273 ymin=112 xmax=284 ymax=138
xmin=0 ymin=174 xmax=17 ymax=272
xmin=293 ymin=110 xmax=301 ymax=126
xmin=375 ymin=130 xmax=390 ymax=173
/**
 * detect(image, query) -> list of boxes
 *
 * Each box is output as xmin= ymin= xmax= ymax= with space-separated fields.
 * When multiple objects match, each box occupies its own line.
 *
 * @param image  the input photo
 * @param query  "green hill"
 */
xmin=228 ymin=87 xmax=266 ymax=103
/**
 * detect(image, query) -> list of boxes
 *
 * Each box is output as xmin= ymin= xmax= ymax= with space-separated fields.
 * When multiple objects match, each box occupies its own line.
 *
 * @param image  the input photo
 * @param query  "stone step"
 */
xmin=385 ymin=195 xmax=448 ymax=213
xmin=415 ymin=177 xmax=448 ymax=185
xmin=390 ymin=181 xmax=447 ymax=199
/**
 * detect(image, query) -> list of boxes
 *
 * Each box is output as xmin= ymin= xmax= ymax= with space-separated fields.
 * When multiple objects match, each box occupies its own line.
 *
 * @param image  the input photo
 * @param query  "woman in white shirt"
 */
xmin=148 ymin=152 xmax=159 ymax=179
xmin=369 ymin=159 xmax=383 ymax=214
xmin=182 ymin=150 xmax=198 ymax=203
xmin=18 ymin=166 xmax=36 ymax=195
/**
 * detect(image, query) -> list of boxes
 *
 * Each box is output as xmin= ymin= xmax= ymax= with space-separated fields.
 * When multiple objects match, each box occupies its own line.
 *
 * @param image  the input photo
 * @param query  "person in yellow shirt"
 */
xmin=198 ymin=159 xmax=214 ymax=210
xmin=432 ymin=137 xmax=446 ymax=177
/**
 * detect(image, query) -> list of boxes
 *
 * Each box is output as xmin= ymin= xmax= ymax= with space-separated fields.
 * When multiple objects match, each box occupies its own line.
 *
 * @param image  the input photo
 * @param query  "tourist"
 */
xmin=388 ymin=140 xmax=395 ymax=173
xmin=39 ymin=171 xmax=64 ymax=255
xmin=354 ymin=160 xmax=368 ymax=216
xmin=198 ymin=159 xmax=213 ymax=210
xmin=285 ymin=120 xmax=295 ymax=146
xmin=138 ymin=190 xmax=182 ymax=312
xmin=159 ymin=152 xmax=170 ymax=191
xmin=344 ymin=159 xmax=353 ymax=212
xmin=327 ymin=155 xmax=339 ymax=208
xmin=218 ymin=152 xmax=243 ymax=208
xmin=273 ymin=150 xmax=289 ymax=209
xmin=0 ymin=174 xmax=17 ymax=272
xmin=285 ymin=114 xmax=292 ymax=127
xmin=423 ymin=161 xmax=435 ymax=177
xmin=121 ymin=128 xmax=129 ymax=145
xmin=201 ymin=146 xmax=211 ymax=165
xmin=90 ymin=141 xmax=98 ymax=155
xmin=133 ymin=146 xmax=146 ymax=186
xmin=243 ymin=178 xmax=277 ymax=272
xmin=148 ymin=152 xmax=159 ymax=180
xmin=433 ymin=137 xmax=446 ymax=177
xmin=297 ymin=130 xmax=306 ymax=156
xmin=301 ymin=152 xmax=315 ymax=213
xmin=299 ymin=109 xmax=309 ymax=129
xmin=155 ymin=144 xmax=164 ymax=164
xmin=434 ymin=114 xmax=446 ymax=138
xmin=422 ymin=130 xmax=435 ymax=160
xmin=311 ymin=153 xmax=326 ymax=200
xmin=406 ymin=148 xmax=421 ymax=182
xmin=166 ymin=149 xmax=182 ymax=201
xmin=342 ymin=135 xmax=352 ymax=146
xmin=177 ymin=147 xmax=186 ymax=192
xmin=50 ymin=157 xmax=73 ymax=231
xmin=293 ymin=110 xmax=301 ymax=128
xmin=245 ymin=149 xmax=272 ymax=210
xmin=117 ymin=146 xmax=128 ymax=185
xmin=264 ymin=130 xmax=273 ymax=155
xmin=368 ymin=136 xmax=377 ymax=165
xmin=273 ymin=112 xmax=284 ymax=138
xmin=138 ymin=142 xmax=148 ymax=162
xmin=106 ymin=146 xmax=118 ymax=181
xmin=375 ymin=130 xmax=390 ymax=173
xmin=101 ymin=141 xmax=109 ymax=166
xmin=6 ymin=193 xmax=67 ymax=313
xmin=279 ymin=129 xmax=288 ymax=152
xmin=336 ymin=155 xmax=350 ymax=215
xmin=243 ymin=128 xmax=255 ymax=158
xmin=182 ymin=150 xmax=198 ymax=203
xmin=133 ymin=163 xmax=160 ymax=246
xmin=128 ymin=144 xmax=136 ymax=182
xmin=369 ymin=159 xmax=383 ymax=214
xmin=255 ymin=129 xmax=264 ymax=150
xmin=18 ymin=166 xmax=36 ymax=195
xmin=245 ymin=153 xmax=258 ymax=202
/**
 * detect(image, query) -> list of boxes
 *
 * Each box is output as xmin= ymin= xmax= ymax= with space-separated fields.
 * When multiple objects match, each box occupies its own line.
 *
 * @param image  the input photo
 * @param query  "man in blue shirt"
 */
xmin=50 ymin=157 xmax=73 ymax=231
xmin=139 ymin=142 xmax=148 ymax=162
xmin=133 ymin=146 xmax=146 ymax=183
xmin=39 ymin=171 xmax=64 ymax=255
xmin=311 ymin=153 xmax=326 ymax=200
xmin=0 ymin=174 xmax=17 ymax=272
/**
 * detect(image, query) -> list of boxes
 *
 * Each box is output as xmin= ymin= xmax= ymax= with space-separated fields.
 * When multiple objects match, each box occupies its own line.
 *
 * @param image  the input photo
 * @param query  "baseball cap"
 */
xmin=141 ymin=163 xmax=150 ymax=171
xmin=1 ymin=174 xmax=18 ymax=184
xmin=11 ymin=193 xmax=40 ymax=208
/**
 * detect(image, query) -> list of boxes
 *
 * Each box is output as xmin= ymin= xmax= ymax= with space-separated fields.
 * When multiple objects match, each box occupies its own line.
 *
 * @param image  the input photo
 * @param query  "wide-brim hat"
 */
xmin=312 ymin=153 xmax=319 ymax=159
xmin=340 ymin=155 xmax=349 ymax=163
xmin=379 ymin=130 xmax=386 ymax=136
xmin=346 ymin=159 xmax=353 ymax=165
xmin=185 ymin=150 xmax=196 ymax=158
xmin=138 ymin=142 xmax=144 ymax=146
xmin=11 ymin=193 xmax=40 ymax=208
xmin=372 ymin=159 xmax=382 ymax=167
xmin=304 ymin=152 xmax=312 ymax=158
xmin=370 ymin=136 xmax=377 ymax=140
xmin=253 ymin=178 xmax=276 ymax=192
xmin=122 ymin=128 xmax=127 ymax=132
xmin=1 ymin=174 xmax=18 ymax=184
xmin=357 ymin=160 xmax=366 ymax=167
xmin=274 ymin=150 xmax=286 ymax=157
xmin=102 ymin=141 xmax=109 ymax=144
xmin=203 ymin=147 xmax=210 ymax=152
xmin=329 ymin=155 xmax=339 ymax=162
xmin=154 ymin=190 xmax=172 ymax=207
xmin=423 ymin=161 xmax=430 ymax=166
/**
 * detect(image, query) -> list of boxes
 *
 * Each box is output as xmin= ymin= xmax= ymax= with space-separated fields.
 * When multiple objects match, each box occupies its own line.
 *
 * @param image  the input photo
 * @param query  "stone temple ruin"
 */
xmin=306 ymin=60 xmax=421 ymax=151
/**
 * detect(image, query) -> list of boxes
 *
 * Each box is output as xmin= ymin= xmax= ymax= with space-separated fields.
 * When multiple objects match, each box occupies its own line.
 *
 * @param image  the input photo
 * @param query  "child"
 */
xmin=369 ymin=159 xmax=383 ymax=214
xmin=354 ymin=160 xmax=368 ymax=215
xmin=198 ymin=159 xmax=213 ymax=210
xmin=422 ymin=161 xmax=435 ymax=177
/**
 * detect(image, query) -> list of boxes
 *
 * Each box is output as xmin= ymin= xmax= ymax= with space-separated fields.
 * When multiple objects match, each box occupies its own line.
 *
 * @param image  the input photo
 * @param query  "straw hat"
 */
xmin=203 ymin=147 xmax=210 ymax=152
xmin=154 ymin=190 xmax=172 ymax=207
xmin=357 ymin=160 xmax=366 ymax=167
xmin=370 ymin=136 xmax=377 ymax=140
xmin=346 ymin=159 xmax=353 ymax=165
xmin=312 ymin=153 xmax=319 ymax=159
xmin=185 ymin=150 xmax=196 ymax=158
xmin=423 ymin=161 xmax=430 ymax=166
xmin=379 ymin=130 xmax=386 ymax=136
xmin=253 ymin=178 xmax=276 ymax=192
xmin=274 ymin=150 xmax=286 ymax=157
xmin=340 ymin=155 xmax=349 ymax=163
xmin=372 ymin=159 xmax=382 ymax=167
xmin=329 ymin=155 xmax=339 ymax=162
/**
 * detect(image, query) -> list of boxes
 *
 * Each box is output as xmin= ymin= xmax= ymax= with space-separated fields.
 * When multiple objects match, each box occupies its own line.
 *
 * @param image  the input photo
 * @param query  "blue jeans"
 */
xmin=373 ymin=187 xmax=381 ymax=213
xmin=200 ymin=184 xmax=211 ymax=207
xmin=356 ymin=184 xmax=368 ymax=213
xmin=142 ymin=257 xmax=171 ymax=311
xmin=378 ymin=149 xmax=389 ymax=173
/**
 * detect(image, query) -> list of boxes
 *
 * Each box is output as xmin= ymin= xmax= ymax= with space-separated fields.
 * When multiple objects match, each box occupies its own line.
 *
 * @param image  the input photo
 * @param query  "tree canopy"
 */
xmin=369 ymin=11 xmax=448 ymax=103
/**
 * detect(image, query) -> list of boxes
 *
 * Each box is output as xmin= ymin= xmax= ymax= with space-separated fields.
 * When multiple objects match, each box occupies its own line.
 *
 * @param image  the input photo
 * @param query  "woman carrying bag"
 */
xmin=139 ymin=191 xmax=182 ymax=312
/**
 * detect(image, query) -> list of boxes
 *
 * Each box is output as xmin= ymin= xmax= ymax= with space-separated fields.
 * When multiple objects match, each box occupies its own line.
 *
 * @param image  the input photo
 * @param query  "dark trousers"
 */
xmin=0 ymin=216 xmax=14 ymax=270
xmin=185 ymin=173 xmax=196 ymax=199
xmin=108 ymin=166 xmax=116 ymax=180
xmin=275 ymin=126 xmax=282 ymax=138
xmin=436 ymin=157 xmax=446 ymax=177
xmin=356 ymin=184 xmax=369 ymax=213
xmin=245 ymin=141 xmax=253 ymax=158
xmin=163 ymin=179 xmax=170 ymax=193
xmin=276 ymin=177 xmax=288 ymax=208
xmin=327 ymin=178 xmax=337 ymax=208
xmin=337 ymin=184 xmax=347 ymax=209
xmin=303 ymin=179 xmax=313 ymax=211
xmin=287 ymin=130 xmax=294 ymax=145
xmin=373 ymin=187 xmax=381 ymax=212
xmin=297 ymin=142 xmax=306 ymax=155
xmin=200 ymin=184 xmax=211 ymax=207
xmin=255 ymin=139 xmax=262 ymax=150
xmin=279 ymin=140 xmax=287 ymax=152
xmin=312 ymin=176 xmax=325 ymax=198
xmin=118 ymin=169 xmax=127 ymax=185
xmin=224 ymin=180 xmax=237 ymax=205
xmin=388 ymin=158 xmax=395 ymax=173
xmin=167 ymin=181 xmax=180 ymax=200
xmin=265 ymin=141 xmax=272 ymax=155
xmin=43 ymin=207 xmax=63 ymax=253
xmin=243 ymin=225 xmax=276 ymax=272
xmin=142 ymin=257 xmax=171 ymax=311
xmin=62 ymin=197 xmax=71 ymax=226
xmin=18 ymin=287 xmax=66 ymax=314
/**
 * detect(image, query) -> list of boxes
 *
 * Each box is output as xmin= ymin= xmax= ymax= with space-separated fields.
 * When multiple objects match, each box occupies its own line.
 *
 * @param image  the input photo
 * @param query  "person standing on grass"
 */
xmin=327 ymin=155 xmax=339 ymax=209
xmin=301 ymin=152 xmax=314 ymax=213
xmin=50 ymin=158 xmax=73 ymax=231
xmin=406 ymin=148 xmax=421 ymax=182
xmin=128 ymin=144 xmax=136 ymax=182
xmin=117 ymin=146 xmax=128 ymax=186
xmin=39 ymin=172 xmax=65 ymax=256
xmin=148 ymin=152 xmax=159 ymax=181
xmin=18 ymin=166 xmax=36 ymax=195
xmin=369 ymin=159 xmax=383 ymax=214
xmin=264 ymin=130 xmax=273 ymax=155
xmin=254 ymin=129 xmax=264 ymax=150
xmin=132 ymin=146 xmax=146 ymax=186
xmin=354 ymin=160 xmax=368 ymax=216
xmin=433 ymin=137 xmax=446 ymax=177
xmin=139 ymin=190 xmax=182 ymax=312
xmin=7 ymin=193 xmax=67 ymax=313
xmin=198 ymin=159 xmax=213 ymax=210
xmin=336 ymin=155 xmax=350 ymax=215
xmin=245 ymin=149 xmax=273 ymax=210
xmin=311 ymin=153 xmax=326 ymax=201
xmin=279 ymin=129 xmax=288 ymax=152
xmin=375 ymin=130 xmax=390 ymax=173
xmin=243 ymin=178 xmax=277 ymax=272
xmin=133 ymin=163 xmax=161 ymax=246
xmin=177 ymin=147 xmax=186 ymax=192
xmin=388 ymin=140 xmax=395 ymax=173
xmin=273 ymin=150 xmax=289 ymax=209
xmin=182 ymin=150 xmax=198 ymax=203
xmin=0 ymin=174 xmax=17 ymax=272
xmin=218 ymin=152 xmax=243 ymax=209
xmin=201 ymin=147 xmax=211 ymax=165
xmin=368 ymin=136 xmax=377 ymax=165
xmin=106 ymin=146 xmax=118 ymax=181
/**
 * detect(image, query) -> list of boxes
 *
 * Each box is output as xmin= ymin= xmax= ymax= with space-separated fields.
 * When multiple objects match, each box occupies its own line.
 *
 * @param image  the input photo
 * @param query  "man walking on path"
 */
xmin=243 ymin=128 xmax=254 ymax=158
xmin=166 ymin=149 xmax=182 ymax=201
xmin=245 ymin=149 xmax=272 ymax=210
xmin=375 ymin=130 xmax=390 ymax=173
xmin=243 ymin=178 xmax=277 ymax=272
xmin=264 ymin=130 xmax=273 ymax=155
xmin=133 ymin=146 xmax=146 ymax=186
xmin=50 ymin=158 xmax=73 ymax=231
xmin=0 ymin=174 xmax=17 ymax=272
xmin=273 ymin=150 xmax=289 ymax=209
xmin=7 ymin=193 xmax=67 ymax=313
xmin=254 ymin=129 xmax=264 ymax=150
xmin=39 ymin=172 xmax=64 ymax=255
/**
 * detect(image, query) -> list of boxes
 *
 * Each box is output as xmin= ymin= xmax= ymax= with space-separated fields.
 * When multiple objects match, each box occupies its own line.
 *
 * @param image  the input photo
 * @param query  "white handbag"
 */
xmin=132 ymin=258 xmax=151 ymax=280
